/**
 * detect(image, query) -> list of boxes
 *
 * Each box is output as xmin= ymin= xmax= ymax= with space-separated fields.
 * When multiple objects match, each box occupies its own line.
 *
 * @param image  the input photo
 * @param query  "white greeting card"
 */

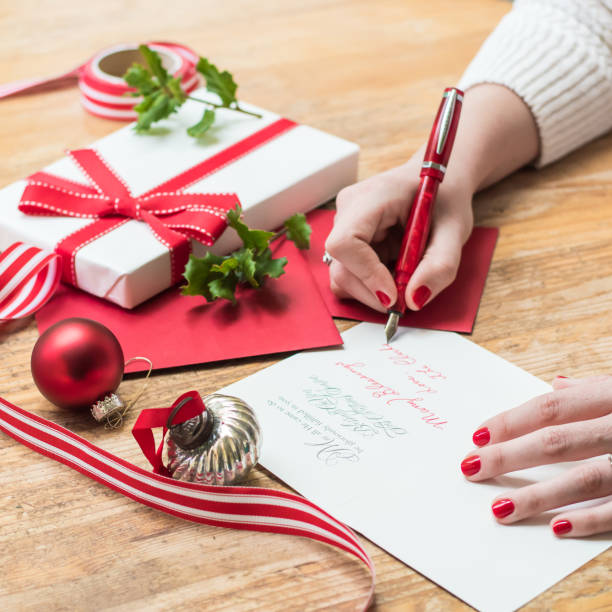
xmin=220 ymin=323 xmax=610 ymax=611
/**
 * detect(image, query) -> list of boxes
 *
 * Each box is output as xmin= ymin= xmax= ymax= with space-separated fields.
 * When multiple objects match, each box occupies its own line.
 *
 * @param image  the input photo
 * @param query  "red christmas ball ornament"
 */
xmin=31 ymin=318 xmax=125 ymax=420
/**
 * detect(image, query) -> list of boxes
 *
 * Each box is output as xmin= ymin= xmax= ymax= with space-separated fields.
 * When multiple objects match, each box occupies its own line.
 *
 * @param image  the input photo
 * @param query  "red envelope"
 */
xmin=36 ymin=240 xmax=342 ymax=373
xmin=305 ymin=208 xmax=498 ymax=333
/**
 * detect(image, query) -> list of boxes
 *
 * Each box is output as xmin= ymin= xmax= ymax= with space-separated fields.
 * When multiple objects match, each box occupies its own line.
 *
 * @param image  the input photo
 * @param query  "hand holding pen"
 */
xmin=325 ymin=88 xmax=466 ymax=334
xmin=385 ymin=87 xmax=464 ymax=340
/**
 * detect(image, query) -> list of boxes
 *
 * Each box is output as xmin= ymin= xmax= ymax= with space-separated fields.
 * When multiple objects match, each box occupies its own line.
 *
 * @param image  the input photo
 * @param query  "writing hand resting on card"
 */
xmin=325 ymin=157 xmax=473 ymax=312
xmin=462 ymin=376 xmax=612 ymax=537
xmin=325 ymin=84 xmax=539 ymax=313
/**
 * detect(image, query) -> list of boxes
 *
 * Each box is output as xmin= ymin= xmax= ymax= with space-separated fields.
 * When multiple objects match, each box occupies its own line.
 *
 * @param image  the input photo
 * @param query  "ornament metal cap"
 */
xmin=91 ymin=393 xmax=125 ymax=422
xmin=167 ymin=396 xmax=214 ymax=450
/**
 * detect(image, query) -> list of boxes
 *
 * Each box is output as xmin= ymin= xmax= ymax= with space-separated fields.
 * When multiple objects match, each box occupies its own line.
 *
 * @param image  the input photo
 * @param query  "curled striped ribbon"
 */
xmin=0 ymin=396 xmax=375 ymax=608
xmin=0 ymin=242 xmax=61 ymax=321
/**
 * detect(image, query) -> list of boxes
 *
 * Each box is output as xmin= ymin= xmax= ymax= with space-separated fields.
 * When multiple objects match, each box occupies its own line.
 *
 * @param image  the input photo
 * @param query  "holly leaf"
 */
xmin=124 ymin=63 xmax=158 ymax=95
xmin=209 ymin=276 xmax=239 ymax=304
xmin=227 ymin=205 xmax=274 ymax=253
xmin=181 ymin=252 xmax=225 ymax=300
xmin=254 ymin=248 xmax=287 ymax=285
xmin=284 ymin=213 xmax=312 ymax=250
xmin=134 ymin=91 xmax=182 ymax=131
xmin=181 ymin=207 xmax=306 ymax=304
xmin=166 ymin=75 xmax=187 ymax=104
xmin=139 ymin=44 xmax=168 ymax=86
xmin=187 ymin=109 xmax=216 ymax=138
xmin=196 ymin=57 xmax=238 ymax=107
xmin=133 ymin=91 xmax=157 ymax=114
xmin=234 ymin=248 xmax=258 ymax=287
xmin=210 ymin=256 xmax=238 ymax=276
xmin=123 ymin=46 xmax=188 ymax=132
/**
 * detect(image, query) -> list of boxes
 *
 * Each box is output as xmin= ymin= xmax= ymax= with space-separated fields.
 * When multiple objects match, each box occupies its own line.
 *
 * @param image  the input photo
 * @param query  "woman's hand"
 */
xmin=324 ymin=156 xmax=474 ymax=312
xmin=462 ymin=376 xmax=612 ymax=537
xmin=324 ymin=83 xmax=539 ymax=314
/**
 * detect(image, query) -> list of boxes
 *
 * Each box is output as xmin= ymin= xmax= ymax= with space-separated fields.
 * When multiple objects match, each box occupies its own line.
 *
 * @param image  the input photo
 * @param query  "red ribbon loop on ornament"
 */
xmin=17 ymin=117 xmax=298 ymax=289
xmin=0 ymin=242 xmax=61 ymax=320
xmin=132 ymin=390 xmax=204 ymax=476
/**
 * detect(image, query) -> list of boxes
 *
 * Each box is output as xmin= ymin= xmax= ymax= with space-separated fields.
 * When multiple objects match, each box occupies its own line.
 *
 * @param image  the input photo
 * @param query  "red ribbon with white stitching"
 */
xmin=0 ymin=242 xmax=61 ymax=320
xmin=0 ymin=392 xmax=375 ymax=609
xmin=18 ymin=117 xmax=298 ymax=287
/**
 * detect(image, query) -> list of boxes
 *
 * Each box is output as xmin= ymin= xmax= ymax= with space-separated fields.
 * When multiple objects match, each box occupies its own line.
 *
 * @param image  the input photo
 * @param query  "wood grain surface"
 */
xmin=1 ymin=0 xmax=611 ymax=610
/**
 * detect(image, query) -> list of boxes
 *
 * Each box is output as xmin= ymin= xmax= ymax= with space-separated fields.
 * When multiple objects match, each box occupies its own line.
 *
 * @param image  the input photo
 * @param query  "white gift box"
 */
xmin=0 ymin=90 xmax=358 ymax=308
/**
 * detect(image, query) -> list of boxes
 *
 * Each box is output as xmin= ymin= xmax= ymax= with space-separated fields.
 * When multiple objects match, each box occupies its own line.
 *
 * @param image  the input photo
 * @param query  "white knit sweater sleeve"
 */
xmin=458 ymin=0 xmax=612 ymax=167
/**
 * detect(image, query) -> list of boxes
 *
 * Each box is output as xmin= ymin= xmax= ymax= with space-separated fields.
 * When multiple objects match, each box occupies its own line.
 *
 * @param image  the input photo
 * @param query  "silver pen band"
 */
xmin=443 ymin=90 xmax=463 ymax=102
xmin=422 ymin=161 xmax=447 ymax=174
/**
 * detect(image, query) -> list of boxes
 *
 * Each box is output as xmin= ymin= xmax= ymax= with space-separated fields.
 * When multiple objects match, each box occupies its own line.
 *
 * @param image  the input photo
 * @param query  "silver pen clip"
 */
xmin=436 ymin=89 xmax=458 ymax=156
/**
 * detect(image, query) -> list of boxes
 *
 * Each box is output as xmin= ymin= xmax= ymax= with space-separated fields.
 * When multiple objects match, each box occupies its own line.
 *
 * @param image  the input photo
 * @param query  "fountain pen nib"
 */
xmin=384 ymin=311 xmax=400 ymax=342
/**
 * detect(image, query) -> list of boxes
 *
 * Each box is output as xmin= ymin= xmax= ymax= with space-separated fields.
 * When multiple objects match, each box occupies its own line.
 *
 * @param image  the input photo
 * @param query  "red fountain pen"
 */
xmin=384 ymin=87 xmax=464 ymax=342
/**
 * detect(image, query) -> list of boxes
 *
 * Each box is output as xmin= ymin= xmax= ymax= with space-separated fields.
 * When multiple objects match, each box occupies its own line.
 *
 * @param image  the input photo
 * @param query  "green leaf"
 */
xmin=234 ymin=248 xmax=258 ymax=287
xmin=209 ymin=276 xmax=239 ymax=304
xmin=134 ymin=92 xmax=176 ymax=131
xmin=227 ymin=205 xmax=274 ymax=253
xmin=124 ymin=63 xmax=158 ymax=95
xmin=284 ymin=213 xmax=312 ymax=250
xmin=123 ymin=47 xmax=188 ymax=133
xmin=133 ymin=92 xmax=157 ymax=114
xmin=211 ymin=257 xmax=239 ymax=276
xmin=139 ymin=44 xmax=168 ymax=86
xmin=187 ymin=109 xmax=216 ymax=138
xmin=254 ymin=248 xmax=287 ymax=285
xmin=196 ymin=57 xmax=238 ymax=107
xmin=181 ymin=207 xmax=304 ymax=304
xmin=166 ymin=76 xmax=187 ymax=104
xmin=181 ymin=252 xmax=225 ymax=301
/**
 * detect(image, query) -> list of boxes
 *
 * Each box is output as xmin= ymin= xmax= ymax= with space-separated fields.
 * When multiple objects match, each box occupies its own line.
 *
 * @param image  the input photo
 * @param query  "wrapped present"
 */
xmin=0 ymin=90 xmax=358 ymax=308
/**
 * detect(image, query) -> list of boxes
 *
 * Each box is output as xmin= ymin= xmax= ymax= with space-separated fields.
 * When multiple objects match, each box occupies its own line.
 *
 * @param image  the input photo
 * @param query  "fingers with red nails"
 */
xmin=462 ymin=376 xmax=612 ymax=537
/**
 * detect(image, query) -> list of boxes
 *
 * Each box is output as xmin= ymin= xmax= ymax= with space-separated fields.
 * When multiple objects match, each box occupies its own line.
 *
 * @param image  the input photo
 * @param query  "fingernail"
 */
xmin=492 ymin=498 xmax=515 ymax=519
xmin=412 ymin=285 xmax=431 ymax=310
xmin=472 ymin=427 xmax=490 ymax=447
xmin=375 ymin=291 xmax=391 ymax=308
xmin=461 ymin=455 xmax=481 ymax=476
xmin=556 ymin=376 xmax=568 ymax=380
xmin=552 ymin=520 xmax=572 ymax=536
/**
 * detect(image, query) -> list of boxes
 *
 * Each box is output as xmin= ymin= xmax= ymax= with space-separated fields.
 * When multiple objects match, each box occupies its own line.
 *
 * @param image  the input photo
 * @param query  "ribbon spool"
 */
xmin=80 ymin=42 xmax=200 ymax=120
xmin=0 ymin=41 xmax=200 ymax=121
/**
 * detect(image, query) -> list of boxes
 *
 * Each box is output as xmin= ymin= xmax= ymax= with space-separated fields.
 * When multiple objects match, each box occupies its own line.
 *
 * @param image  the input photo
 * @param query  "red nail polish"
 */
xmin=375 ymin=291 xmax=391 ymax=308
xmin=412 ymin=285 xmax=431 ymax=309
xmin=461 ymin=455 xmax=481 ymax=476
xmin=472 ymin=427 xmax=490 ymax=447
xmin=492 ymin=498 xmax=515 ymax=518
xmin=556 ymin=376 xmax=568 ymax=379
xmin=552 ymin=520 xmax=572 ymax=535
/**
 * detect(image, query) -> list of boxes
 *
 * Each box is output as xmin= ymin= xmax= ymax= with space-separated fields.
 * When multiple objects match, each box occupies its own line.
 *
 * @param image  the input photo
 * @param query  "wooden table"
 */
xmin=1 ymin=0 xmax=610 ymax=609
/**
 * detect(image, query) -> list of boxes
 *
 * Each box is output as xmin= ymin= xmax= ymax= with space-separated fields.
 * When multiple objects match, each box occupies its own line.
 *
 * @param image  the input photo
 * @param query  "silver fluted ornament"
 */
xmin=163 ymin=393 xmax=261 ymax=485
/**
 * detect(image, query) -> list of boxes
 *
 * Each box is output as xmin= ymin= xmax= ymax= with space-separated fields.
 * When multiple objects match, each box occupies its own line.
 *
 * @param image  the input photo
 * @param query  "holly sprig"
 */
xmin=123 ymin=45 xmax=261 ymax=136
xmin=182 ymin=206 xmax=312 ymax=304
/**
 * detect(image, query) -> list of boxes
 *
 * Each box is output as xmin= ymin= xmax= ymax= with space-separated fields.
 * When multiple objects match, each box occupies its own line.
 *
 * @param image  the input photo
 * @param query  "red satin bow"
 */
xmin=18 ymin=148 xmax=238 ymax=286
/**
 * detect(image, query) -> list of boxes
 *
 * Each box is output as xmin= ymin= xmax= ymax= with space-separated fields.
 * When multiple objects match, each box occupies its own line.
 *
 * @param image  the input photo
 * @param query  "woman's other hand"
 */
xmin=462 ymin=376 xmax=612 ymax=537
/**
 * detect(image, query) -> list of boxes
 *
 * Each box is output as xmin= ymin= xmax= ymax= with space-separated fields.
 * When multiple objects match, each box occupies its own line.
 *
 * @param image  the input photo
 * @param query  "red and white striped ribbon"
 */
xmin=79 ymin=42 xmax=199 ymax=120
xmin=0 ymin=42 xmax=200 ymax=121
xmin=0 ymin=242 xmax=61 ymax=320
xmin=0 ymin=395 xmax=375 ymax=608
